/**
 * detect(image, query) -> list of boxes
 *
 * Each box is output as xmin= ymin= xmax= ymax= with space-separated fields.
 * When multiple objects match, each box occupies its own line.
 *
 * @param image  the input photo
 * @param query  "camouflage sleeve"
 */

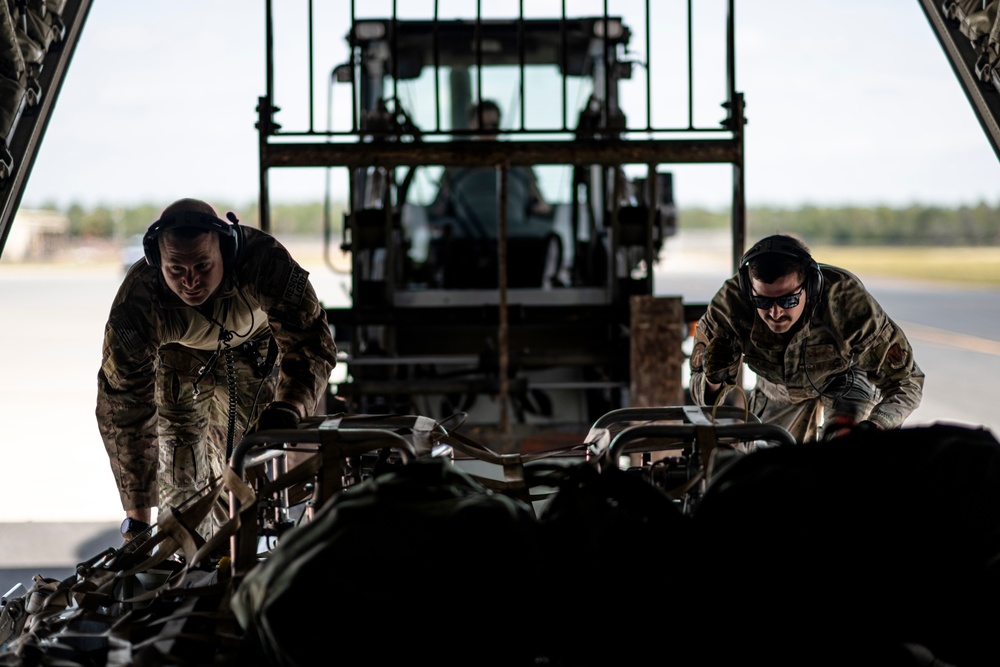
xmin=239 ymin=233 xmax=338 ymax=418
xmin=853 ymin=315 xmax=925 ymax=429
xmin=95 ymin=271 xmax=160 ymax=511
xmin=690 ymin=319 xmax=713 ymax=405
xmin=690 ymin=278 xmax=744 ymax=405
xmin=832 ymin=274 xmax=924 ymax=428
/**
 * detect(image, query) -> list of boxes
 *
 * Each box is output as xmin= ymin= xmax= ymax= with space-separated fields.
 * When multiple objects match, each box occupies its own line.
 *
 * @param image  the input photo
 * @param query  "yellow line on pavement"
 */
xmin=898 ymin=321 xmax=1000 ymax=356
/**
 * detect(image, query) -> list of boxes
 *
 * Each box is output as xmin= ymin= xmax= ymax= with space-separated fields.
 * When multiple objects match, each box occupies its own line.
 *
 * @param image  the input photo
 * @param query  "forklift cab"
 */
xmin=337 ymin=16 xmax=677 ymax=298
xmin=419 ymin=99 xmax=562 ymax=289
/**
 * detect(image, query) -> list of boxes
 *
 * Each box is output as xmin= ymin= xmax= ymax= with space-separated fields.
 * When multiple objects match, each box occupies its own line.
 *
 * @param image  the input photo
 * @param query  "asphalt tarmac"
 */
xmin=0 ymin=522 xmax=120 ymax=599
xmin=3 ymin=231 xmax=1000 ymax=602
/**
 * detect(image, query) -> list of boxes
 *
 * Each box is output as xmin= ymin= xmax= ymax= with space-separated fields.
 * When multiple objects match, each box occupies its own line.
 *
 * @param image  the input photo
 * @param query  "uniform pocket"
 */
xmin=802 ymin=343 xmax=848 ymax=375
xmin=157 ymin=346 xmax=216 ymax=406
xmin=171 ymin=443 xmax=200 ymax=486
xmin=744 ymin=355 xmax=781 ymax=383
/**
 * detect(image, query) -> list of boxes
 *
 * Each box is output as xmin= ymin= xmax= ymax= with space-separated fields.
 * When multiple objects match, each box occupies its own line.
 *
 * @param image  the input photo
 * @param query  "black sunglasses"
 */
xmin=751 ymin=285 xmax=804 ymax=310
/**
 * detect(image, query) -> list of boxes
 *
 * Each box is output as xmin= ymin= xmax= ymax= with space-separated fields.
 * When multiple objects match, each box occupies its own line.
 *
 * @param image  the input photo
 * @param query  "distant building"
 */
xmin=2 ymin=209 xmax=69 ymax=261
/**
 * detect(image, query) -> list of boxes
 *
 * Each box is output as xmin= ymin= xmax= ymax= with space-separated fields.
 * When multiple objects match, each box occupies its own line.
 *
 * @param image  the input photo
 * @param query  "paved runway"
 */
xmin=0 ymin=522 xmax=120 ymax=599
xmin=2 ymin=231 xmax=999 ymax=601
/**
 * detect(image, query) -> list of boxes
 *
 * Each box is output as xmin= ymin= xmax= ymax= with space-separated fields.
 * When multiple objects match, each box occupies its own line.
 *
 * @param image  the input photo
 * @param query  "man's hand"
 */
xmin=854 ymin=420 xmax=882 ymax=433
xmin=704 ymin=338 xmax=740 ymax=385
xmin=256 ymin=401 xmax=301 ymax=432
xmin=821 ymin=416 xmax=856 ymax=441
xmin=822 ymin=417 xmax=883 ymax=441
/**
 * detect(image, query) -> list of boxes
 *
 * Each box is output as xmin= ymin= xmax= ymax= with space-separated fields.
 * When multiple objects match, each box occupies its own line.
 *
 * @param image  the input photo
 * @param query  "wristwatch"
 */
xmin=121 ymin=517 xmax=151 ymax=535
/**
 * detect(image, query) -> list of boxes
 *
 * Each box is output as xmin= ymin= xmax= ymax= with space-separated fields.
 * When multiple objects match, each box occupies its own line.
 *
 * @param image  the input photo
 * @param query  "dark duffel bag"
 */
xmin=691 ymin=423 xmax=1000 ymax=667
xmin=528 ymin=460 xmax=699 ymax=667
xmin=232 ymin=456 xmax=542 ymax=667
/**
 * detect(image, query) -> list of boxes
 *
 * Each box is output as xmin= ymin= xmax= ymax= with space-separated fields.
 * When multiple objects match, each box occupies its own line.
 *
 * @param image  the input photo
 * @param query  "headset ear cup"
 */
xmin=142 ymin=230 xmax=159 ymax=268
xmin=218 ymin=223 xmax=241 ymax=269
xmin=809 ymin=262 xmax=823 ymax=303
xmin=220 ymin=233 xmax=234 ymax=269
xmin=229 ymin=222 xmax=243 ymax=267
xmin=737 ymin=243 xmax=757 ymax=299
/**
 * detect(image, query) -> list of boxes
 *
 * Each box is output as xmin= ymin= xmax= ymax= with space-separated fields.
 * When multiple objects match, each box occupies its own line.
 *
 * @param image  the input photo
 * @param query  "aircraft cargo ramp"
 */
xmin=0 ymin=0 xmax=92 ymax=259
xmin=921 ymin=0 xmax=1000 ymax=160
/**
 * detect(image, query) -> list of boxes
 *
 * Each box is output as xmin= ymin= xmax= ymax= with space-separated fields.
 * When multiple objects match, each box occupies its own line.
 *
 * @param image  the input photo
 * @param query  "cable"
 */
xmin=224 ymin=340 xmax=238 ymax=460
xmin=189 ymin=322 xmax=241 ymax=459
xmin=196 ymin=285 xmax=255 ymax=341
xmin=712 ymin=382 xmax=749 ymax=423
xmin=193 ymin=288 xmax=264 ymax=454
xmin=191 ymin=346 xmax=221 ymax=400
xmin=799 ymin=321 xmax=874 ymax=411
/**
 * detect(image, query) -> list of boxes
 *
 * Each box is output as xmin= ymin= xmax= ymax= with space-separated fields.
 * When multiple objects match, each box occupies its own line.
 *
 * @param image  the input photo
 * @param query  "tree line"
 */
xmin=43 ymin=199 xmax=1000 ymax=246
xmin=48 ymin=201 xmax=341 ymax=239
xmin=684 ymin=202 xmax=1000 ymax=246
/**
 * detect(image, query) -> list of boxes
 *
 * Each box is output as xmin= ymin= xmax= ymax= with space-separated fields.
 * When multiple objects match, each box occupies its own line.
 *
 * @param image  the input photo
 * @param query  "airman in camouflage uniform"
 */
xmin=689 ymin=234 xmax=923 ymax=443
xmin=96 ymin=198 xmax=337 ymax=539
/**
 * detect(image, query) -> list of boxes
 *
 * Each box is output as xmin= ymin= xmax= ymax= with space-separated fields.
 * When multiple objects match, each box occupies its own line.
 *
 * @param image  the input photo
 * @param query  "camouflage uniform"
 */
xmin=689 ymin=265 xmax=924 ymax=443
xmin=96 ymin=227 xmax=337 ymax=534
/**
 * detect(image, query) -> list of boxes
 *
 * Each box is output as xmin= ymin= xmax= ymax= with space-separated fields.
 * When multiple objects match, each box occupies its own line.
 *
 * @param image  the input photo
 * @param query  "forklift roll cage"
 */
xmin=256 ymin=1 xmax=746 ymax=452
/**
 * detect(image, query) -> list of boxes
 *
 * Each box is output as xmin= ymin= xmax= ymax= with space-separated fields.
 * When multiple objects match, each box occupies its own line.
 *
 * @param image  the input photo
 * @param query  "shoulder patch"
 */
xmin=886 ymin=342 xmax=907 ymax=367
xmin=690 ymin=341 xmax=706 ymax=372
xmin=110 ymin=309 xmax=142 ymax=353
xmin=256 ymin=248 xmax=312 ymax=306
xmin=281 ymin=264 xmax=310 ymax=306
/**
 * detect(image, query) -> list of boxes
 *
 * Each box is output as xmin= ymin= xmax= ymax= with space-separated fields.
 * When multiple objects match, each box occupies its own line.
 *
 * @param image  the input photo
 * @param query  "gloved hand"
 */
xmin=704 ymin=337 xmax=740 ymax=385
xmin=854 ymin=419 xmax=882 ymax=433
xmin=821 ymin=415 xmax=856 ymax=441
xmin=822 ymin=417 xmax=883 ymax=442
xmin=256 ymin=401 xmax=301 ymax=432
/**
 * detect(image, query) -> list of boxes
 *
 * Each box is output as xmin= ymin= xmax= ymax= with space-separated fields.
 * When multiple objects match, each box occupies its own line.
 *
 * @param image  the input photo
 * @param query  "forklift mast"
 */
xmin=256 ymin=2 xmax=746 ymax=453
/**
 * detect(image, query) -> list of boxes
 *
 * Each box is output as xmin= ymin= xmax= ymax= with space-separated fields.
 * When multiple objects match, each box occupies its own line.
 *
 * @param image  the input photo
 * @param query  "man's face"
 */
xmin=470 ymin=109 xmax=501 ymax=137
xmin=749 ymin=271 xmax=806 ymax=334
xmin=159 ymin=232 xmax=225 ymax=307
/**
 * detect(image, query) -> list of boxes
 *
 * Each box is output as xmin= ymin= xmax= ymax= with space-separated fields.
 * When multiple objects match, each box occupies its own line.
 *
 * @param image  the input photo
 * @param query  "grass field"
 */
xmin=811 ymin=246 xmax=1000 ymax=287
xmin=4 ymin=237 xmax=999 ymax=287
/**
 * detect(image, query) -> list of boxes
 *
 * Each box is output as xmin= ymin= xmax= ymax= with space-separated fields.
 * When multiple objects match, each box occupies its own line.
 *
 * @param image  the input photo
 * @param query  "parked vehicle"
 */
xmin=119 ymin=233 xmax=145 ymax=273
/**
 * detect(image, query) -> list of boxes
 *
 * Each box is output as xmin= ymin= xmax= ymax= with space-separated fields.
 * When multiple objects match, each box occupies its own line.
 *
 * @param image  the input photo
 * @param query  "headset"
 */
xmin=737 ymin=235 xmax=823 ymax=311
xmin=142 ymin=210 xmax=243 ymax=269
xmin=738 ymin=236 xmax=848 ymax=405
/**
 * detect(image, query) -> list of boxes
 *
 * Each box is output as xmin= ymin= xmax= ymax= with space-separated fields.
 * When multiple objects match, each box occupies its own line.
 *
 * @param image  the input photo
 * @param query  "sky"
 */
xmin=17 ymin=0 xmax=1000 ymax=212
